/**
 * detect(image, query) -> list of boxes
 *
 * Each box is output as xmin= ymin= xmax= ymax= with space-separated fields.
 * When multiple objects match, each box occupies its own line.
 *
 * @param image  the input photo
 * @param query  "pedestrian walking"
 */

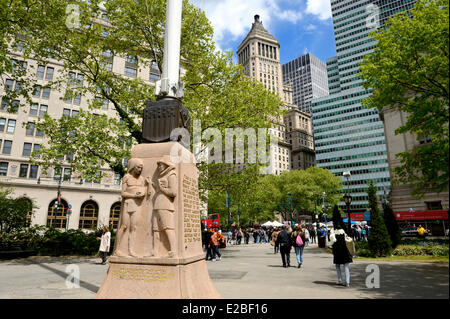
xmin=237 ymin=228 xmax=243 ymax=245
xmin=276 ymin=225 xmax=292 ymax=268
xmin=244 ymin=229 xmax=250 ymax=244
xmin=271 ymin=227 xmax=280 ymax=253
xmin=291 ymin=225 xmax=306 ymax=268
xmin=227 ymin=230 xmax=233 ymax=245
xmin=329 ymin=225 xmax=353 ymax=287
xmin=97 ymin=226 xmax=111 ymax=265
xmin=310 ymin=227 xmax=316 ymax=244
xmin=209 ymin=228 xmax=222 ymax=261
xmin=205 ymin=228 xmax=214 ymax=261
xmin=253 ymin=229 xmax=258 ymax=243
xmin=304 ymin=227 xmax=310 ymax=247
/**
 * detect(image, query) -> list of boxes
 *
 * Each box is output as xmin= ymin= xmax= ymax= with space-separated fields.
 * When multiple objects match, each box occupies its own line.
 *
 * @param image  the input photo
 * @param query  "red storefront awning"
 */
xmin=394 ymin=210 xmax=449 ymax=221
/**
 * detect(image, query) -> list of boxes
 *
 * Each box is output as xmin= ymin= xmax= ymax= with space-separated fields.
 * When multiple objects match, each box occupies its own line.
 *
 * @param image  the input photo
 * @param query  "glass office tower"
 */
xmin=312 ymin=0 xmax=417 ymax=213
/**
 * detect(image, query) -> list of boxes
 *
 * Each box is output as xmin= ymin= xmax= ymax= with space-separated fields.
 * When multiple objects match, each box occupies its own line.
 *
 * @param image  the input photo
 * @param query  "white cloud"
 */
xmin=305 ymin=0 xmax=332 ymax=20
xmin=191 ymin=0 xmax=304 ymax=51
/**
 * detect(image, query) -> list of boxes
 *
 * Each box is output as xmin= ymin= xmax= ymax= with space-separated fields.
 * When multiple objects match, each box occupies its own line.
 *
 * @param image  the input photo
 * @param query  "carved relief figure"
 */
xmin=153 ymin=157 xmax=178 ymax=258
xmin=115 ymin=158 xmax=151 ymax=257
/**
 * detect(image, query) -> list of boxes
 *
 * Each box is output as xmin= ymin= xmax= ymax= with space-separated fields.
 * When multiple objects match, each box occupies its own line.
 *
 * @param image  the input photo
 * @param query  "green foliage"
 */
xmin=360 ymin=0 xmax=449 ymax=197
xmin=392 ymin=245 xmax=449 ymax=257
xmin=383 ymin=203 xmax=401 ymax=248
xmin=207 ymin=166 xmax=343 ymax=226
xmin=1 ymin=0 xmax=283 ymax=193
xmin=0 ymin=186 xmax=34 ymax=233
xmin=367 ymin=181 xmax=392 ymax=257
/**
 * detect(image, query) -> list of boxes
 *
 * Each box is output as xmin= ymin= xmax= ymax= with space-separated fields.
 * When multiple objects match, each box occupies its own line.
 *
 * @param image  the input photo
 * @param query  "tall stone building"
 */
xmin=311 ymin=0 xmax=417 ymax=213
xmin=282 ymin=53 xmax=329 ymax=115
xmin=1 ymin=42 xmax=161 ymax=231
xmin=237 ymin=15 xmax=315 ymax=174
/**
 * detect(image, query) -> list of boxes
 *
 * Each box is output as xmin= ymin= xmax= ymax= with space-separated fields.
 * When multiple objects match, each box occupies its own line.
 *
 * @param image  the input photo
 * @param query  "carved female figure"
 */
xmin=115 ymin=158 xmax=150 ymax=257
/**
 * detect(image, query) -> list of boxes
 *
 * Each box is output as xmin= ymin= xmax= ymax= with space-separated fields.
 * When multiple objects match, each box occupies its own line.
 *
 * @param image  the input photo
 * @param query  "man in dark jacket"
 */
xmin=276 ymin=226 xmax=292 ymax=268
xmin=204 ymin=228 xmax=214 ymax=261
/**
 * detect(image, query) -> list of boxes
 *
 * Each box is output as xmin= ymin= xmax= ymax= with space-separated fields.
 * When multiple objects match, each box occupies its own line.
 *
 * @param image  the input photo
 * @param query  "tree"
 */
xmin=0 ymin=186 xmax=34 ymax=233
xmin=360 ymin=0 xmax=449 ymax=197
xmin=331 ymin=204 xmax=344 ymax=229
xmin=1 ymin=0 xmax=283 ymax=191
xmin=383 ymin=203 xmax=401 ymax=249
xmin=367 ymin=181 xmax=392 ymax=257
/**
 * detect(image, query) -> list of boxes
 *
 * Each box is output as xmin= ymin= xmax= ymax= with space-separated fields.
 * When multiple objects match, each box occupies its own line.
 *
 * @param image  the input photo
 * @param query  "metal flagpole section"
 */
xmin=155 ymin=0 xmax=184 ymax=99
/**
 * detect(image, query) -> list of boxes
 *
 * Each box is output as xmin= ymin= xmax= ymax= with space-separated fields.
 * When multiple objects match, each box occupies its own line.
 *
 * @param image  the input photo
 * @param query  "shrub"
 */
xmin=392 ymin=245 xmax=449 ymax=257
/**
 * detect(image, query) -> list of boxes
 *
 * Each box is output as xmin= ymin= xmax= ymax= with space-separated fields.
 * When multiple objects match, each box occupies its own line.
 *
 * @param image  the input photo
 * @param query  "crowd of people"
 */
xmin=201 ymin=223 xmax=355 ymax=287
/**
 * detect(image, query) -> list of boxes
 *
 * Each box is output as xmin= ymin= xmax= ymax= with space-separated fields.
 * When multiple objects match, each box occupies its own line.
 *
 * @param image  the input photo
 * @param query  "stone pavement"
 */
xmin=0 ymin=242 xmax=448 ymax=299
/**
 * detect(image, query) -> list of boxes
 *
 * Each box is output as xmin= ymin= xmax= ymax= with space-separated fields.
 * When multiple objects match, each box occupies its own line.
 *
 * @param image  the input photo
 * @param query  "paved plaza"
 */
xmin=0 ymin=242 xmax=448 ymax=299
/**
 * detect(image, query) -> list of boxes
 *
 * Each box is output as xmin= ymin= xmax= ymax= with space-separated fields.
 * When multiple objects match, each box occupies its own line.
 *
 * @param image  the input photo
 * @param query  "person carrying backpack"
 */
xmin=291 ymin=224 xmax=306 ymax=268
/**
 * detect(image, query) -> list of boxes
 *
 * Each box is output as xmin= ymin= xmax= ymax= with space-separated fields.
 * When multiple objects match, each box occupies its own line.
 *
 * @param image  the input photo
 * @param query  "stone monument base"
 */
xmin=95 ymin=255 xmax=220 ymax=299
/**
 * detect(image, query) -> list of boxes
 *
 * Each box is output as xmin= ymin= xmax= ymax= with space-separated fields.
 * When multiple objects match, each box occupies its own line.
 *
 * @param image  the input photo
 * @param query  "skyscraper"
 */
xmin=237 ymin=15 xmax=291 ymax=175
xmin=312 ymin=0 xmax=417 ymax=213
xmin=282 ymin=53 xmax=329 ymax=115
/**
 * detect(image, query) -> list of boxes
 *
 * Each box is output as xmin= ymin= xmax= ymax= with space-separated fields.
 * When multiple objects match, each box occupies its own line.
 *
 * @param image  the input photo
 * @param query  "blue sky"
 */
xmin=190 ymin=0 xmax=337 ymax=65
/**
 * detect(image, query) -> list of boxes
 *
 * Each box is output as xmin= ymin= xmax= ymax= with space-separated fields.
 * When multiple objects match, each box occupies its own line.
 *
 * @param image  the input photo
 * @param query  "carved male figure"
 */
xmin=116 ymin=158 xmax=151 ymax=257
xmin=153 ymin=157 xmax=177 ymax=258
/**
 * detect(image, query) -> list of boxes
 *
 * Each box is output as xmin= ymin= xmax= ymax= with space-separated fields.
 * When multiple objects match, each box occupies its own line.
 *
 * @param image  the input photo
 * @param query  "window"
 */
xmin=125 ymin=66 xmax=137 ymax=78
xmin=37 ymin=65 xmax=45 ymax=78
xmin=33 ymin=85 xmax=42 ymax=97
xmin=54 ymin=167 xmax=62 ymax=181
xmin=0 ymin=118 xmax=5 ymax=132
xmin=150 ymin=73 xmax=160 ymax=83
xmin=47 ymin=199 xmax=68 ymax=229
xmin=72 ymin=110 xmax=79 ymax=117
xmin=29 ymin=165 xmax=38 ymax=179
xmin=110 ymin=202 xmax=121 ymax=230
xmin=79 ymin=200 xmax=99 ymax=229
xmin=426 ymin=201 xmax=442 ymax=210
xmin=63 ymin=168 xmax=71 ymax=181
xmin=39 ymin=105 xmax=48 ymax=117
xmin=126 ymin=55 xmax=137 ymax=64
xmin=45 ymin=67 xmax=54 ymax=81
xmin=30 ymin=103 xmax=38 ymax=116
xmin=42 ymin=87 xmax=51 ymax=99
xmin=0 ymin=162 xmax=9 ymax=176
xmin=63 ymin=108 xmax=71 ymax=117
xmin=19 ymin=164 xmax=28 ymax=178
xmin=23 ymin=143 xmax=32 ymax=156
xmin=5 ymin=79 xmax=14 ymax=90
xmin=26 ymin=122 xmax=35 ymax=136
xmin=33 ymin=144 xmax=41 ymax=158
xmin=2 ymin=140 xmax=12 ymax=154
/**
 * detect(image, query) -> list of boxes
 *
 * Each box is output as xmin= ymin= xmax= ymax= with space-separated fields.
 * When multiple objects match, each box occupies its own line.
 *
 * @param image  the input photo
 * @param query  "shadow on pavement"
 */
xmin=322 ymin=262 xmax=449 ymax=299
xmin=2 ymin=256 xmax=100 ymax=265
xmin=24 ymin=259 xmax=100 ymax=293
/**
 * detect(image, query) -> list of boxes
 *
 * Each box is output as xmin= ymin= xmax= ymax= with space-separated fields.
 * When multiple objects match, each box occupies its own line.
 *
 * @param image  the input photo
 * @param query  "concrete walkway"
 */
xmin=0 ymin=242 xmax=448 ymax=299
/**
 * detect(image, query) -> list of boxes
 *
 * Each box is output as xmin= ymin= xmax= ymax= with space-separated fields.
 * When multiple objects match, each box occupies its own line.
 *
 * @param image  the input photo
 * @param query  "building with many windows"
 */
xmin=312 ymin=0 xmax=417 ymax=213
xmin=0 ymin=48 xmax=161 ymax=231
xmin=282 ymin=53 xmax=329 ymax=115
xmin=237 ymin=15 xmax=315 ymax=174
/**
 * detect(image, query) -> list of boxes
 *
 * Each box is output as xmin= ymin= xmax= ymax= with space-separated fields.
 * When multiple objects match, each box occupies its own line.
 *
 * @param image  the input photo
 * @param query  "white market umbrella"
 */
xmin=271 ymin=221 xmax=284 ymax=227
xmin=261 ymin=221 xmax=273 ymax=227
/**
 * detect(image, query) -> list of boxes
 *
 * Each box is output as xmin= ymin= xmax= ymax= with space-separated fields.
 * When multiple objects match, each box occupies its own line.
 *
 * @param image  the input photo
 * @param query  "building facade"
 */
xmin=311 ymin=0 xmax=417 ymax=213
xmin=1 ymin=48 xmax=161 ymax=231
xmin=381 ymin=106 xmax=449 ymax=234
xmin=237 ymin=15 xmax=315 ymax=175
xmin=282 ymin=53 xmax=329 ymax=115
